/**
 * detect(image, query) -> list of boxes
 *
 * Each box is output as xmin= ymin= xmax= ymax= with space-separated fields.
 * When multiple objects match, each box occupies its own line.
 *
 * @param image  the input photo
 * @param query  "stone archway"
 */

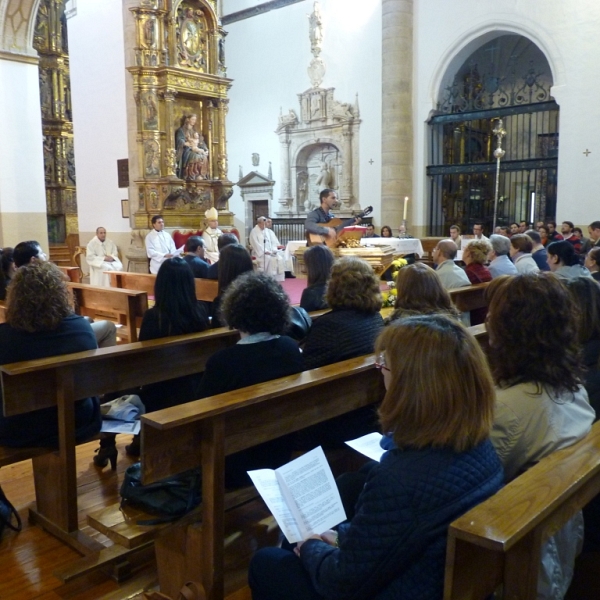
xmin=0 ymin=0 xmax=42 ymax=58
xmin=427 ymin=33 xmax=559 ymax=235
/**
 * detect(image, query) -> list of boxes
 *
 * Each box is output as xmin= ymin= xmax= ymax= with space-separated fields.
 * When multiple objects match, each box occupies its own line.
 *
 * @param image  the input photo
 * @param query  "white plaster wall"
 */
xmin=225 ymin=0 xmax=383 ymax=232
xmin=414 ymin=0 xmax=600 ymax=230
xmin=67 ymin=0 xmax=130 ymax=236
xmin=0 ymin=58 xmax=49 ymax=248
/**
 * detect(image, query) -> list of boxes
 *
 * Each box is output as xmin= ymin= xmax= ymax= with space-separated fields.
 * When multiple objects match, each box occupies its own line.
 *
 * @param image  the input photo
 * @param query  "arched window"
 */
xmin=427 ymin=35 xmax=558 ymax=235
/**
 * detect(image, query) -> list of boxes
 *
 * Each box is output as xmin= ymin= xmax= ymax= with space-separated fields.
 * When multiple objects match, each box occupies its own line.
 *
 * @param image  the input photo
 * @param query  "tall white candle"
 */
xmin=403 ymin=196 xmax=408 ymax=220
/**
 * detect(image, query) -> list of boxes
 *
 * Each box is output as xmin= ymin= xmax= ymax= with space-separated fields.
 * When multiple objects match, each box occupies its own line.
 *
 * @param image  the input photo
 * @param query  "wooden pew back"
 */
xmin=109 ymin=271 xmax=219 ymax=303
xmin=68 ymin=282 xmax=148 ymax=343
xmin=445 ymin=420 xmax=600 ymax=599
xmin=448 ymin=282 xmax=489 ymax=314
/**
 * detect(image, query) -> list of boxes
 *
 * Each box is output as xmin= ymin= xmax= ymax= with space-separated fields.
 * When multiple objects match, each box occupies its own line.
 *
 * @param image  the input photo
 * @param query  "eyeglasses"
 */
xmin=375 ymin=352 xmax=390 ymax=372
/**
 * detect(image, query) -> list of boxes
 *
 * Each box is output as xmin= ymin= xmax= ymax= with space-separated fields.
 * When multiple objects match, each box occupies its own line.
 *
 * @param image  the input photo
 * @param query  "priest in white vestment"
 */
xmin=86 ymin=227 xmax=123 ymax=286
xmin=145 ymin=215 xmax=178 ymax=274
xmin=250 ymin=216 xmax=285 ymax=281
xmin=202 ymin=207 xmax=222 ymax=264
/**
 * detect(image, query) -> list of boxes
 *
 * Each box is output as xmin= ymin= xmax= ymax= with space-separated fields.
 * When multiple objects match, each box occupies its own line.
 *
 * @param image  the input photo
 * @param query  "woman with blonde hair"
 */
xmin=249 ymin=315 xmax=503 ymax=600
xmin=387 ymin=262 xmax=459 ymax=323
xmin=462 ymin=240 xmax=492 ymax=283
xmin=302 ymin=257 xmax=383 ymax=370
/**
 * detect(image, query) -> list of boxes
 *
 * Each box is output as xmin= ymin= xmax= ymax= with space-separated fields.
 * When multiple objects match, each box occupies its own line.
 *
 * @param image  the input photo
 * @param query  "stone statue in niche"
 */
xmin=175 ymin=114 xmax=210 ymax=180
xmin=218 ymin=34 xmax=227 ymax=73
xmin=144 ymin=17 xmax=157 ymax=48
xmin=144 ymin=140 xmax=160 ymax=177
xmin=143 ymin=92 xmax=159 ymax=129
xmin=39 ymin=71 xmax=51 ymax=118
xmin=297 ymin=171 xmax=309 ymax=210
xmin=276 ymin=109 xmax=299 ymax=132
xmin=177 ymin=5 xmax=207 ymax=71
xmin=315 ymin=161 xmax=333 ymax=188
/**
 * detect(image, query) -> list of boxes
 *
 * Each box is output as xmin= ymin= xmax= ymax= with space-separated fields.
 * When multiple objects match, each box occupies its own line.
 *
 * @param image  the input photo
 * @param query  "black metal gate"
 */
xmin=427 ymin=102 xmax=559 ymax=236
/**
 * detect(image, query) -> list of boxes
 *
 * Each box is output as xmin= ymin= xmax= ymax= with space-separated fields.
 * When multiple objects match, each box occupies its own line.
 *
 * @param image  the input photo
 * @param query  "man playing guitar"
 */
xmin=305 ymin=188 xmax=363 ymax=245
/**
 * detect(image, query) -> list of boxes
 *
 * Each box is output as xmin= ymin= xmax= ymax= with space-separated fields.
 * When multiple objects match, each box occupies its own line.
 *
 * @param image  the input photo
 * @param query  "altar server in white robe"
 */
xmin=145 ymin=215 xmax=178 ymax=274
xmin=86 ymin=227 xmax=123 ymax=286
xmin=202 ymin=207 xmax=222 ymax=264
xmin=250 ymin=216 xmax=285 ymax=281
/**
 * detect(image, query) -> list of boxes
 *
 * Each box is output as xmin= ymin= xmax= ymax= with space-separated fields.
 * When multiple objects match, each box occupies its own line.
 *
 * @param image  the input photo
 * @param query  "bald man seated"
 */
xmin=432 ymin=239 xmax=470 ymax=289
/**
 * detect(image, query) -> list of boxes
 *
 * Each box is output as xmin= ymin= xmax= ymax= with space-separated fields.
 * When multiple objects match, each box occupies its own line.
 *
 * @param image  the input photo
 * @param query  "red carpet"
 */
xmin=280 ymin=278 xmax=307 ymax=305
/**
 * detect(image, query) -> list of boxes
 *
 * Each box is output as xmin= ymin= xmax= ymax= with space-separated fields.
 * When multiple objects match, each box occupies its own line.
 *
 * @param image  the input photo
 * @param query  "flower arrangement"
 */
xmin=380 ymin=258 xmax=408 ymax=307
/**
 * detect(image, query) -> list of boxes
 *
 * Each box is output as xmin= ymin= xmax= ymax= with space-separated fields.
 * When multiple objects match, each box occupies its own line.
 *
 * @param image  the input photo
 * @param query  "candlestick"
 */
xmin=403 ymin=196 xmax=408 ymax=221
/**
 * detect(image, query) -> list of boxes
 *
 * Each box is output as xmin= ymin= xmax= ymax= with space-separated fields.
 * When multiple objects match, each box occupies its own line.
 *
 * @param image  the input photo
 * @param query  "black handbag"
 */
xmin=120 ymin=462 xmax=201 ymax=525
xmin=0 ymin=484 xmax=22 ymax=540
xmin=286 ymin=306 xmax=312 ymax=342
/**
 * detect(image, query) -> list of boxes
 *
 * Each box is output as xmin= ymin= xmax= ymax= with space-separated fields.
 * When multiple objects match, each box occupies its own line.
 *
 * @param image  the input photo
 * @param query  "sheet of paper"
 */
xmin=276 ymin=446 xmax=346 ymax=540
xmin=100 ymin=420 xmax=141 ymax=435
xmin=247 ymin=469 xmax=303 ymax=543
xmin=345 ymin=432 xmax=385 ymax=462
xmin=173 ymin=246 xmax=184 ymax=256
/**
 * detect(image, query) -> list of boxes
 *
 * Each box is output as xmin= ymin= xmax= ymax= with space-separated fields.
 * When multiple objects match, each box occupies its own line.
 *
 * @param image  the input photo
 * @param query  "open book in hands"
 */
xmin=248 ymin=446 xmax=346 ymax=544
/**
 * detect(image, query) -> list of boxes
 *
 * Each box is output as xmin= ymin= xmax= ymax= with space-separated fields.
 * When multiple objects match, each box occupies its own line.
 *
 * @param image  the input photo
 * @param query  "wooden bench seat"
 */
xmin=0 ymin=325 xmax=241 ymax=556
xmin=445 ymin=420 xmax=600 ymax=599
xmin=68 ymin=282 xmax=148 ymax=342
xmin=109 ymin=271 xmax=219 ymax=303
xmin=138 ymin=354 xmax=384 ymax=599
xmin=448 ymin=282 xmax=489 ymax=317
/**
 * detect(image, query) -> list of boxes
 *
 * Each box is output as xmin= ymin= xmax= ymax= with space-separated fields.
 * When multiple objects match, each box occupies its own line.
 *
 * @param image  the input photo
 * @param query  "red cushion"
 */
xmin=173 ymin=230 xmax=203 ymax=249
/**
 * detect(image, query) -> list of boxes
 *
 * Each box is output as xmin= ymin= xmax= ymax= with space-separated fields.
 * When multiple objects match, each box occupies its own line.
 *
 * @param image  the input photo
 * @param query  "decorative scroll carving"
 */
xmin=176 ymin=4 xmax=208 ymax=71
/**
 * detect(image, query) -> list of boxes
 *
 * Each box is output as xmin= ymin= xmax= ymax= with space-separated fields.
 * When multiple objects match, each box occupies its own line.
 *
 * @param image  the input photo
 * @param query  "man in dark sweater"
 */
xmin=182 ymin=236 xmax=209 ymax=278
xmin=526 ymin=229 xmax=550 ymax=271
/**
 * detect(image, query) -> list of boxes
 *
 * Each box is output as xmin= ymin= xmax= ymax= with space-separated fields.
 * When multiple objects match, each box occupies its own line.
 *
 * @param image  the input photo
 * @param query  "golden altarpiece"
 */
xmin=34 ymin=0 xmax=78 ymax=247
xmin=129 ymin=0 xmax=234 ymax=229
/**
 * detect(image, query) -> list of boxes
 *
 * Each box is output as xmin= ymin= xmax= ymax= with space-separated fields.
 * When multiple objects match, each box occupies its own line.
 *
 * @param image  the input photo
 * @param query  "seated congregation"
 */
xmin=1 ymin=219 xmax=600 ymax=600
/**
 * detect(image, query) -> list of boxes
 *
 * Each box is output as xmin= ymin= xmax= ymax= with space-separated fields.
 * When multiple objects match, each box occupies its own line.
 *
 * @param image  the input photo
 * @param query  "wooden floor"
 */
xmin=0 ymin=436 xmax=258 ymax=600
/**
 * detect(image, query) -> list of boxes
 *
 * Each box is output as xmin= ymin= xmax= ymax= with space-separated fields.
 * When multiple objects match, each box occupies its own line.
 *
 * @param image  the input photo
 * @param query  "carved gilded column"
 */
xmin=207 ymin=101 xmax=216 ymax=179
xmin=217 ymin=99 xmax=229 ymax=180
xmin=162 ymin=89 xmax=178 ymax=178
xmin=279 ymin=133 xmax=292 ymax=211
xmin=341 ymin=125 xmax=353 ymax=207
xmin=382 ymin=0 xmax=413 ymax=230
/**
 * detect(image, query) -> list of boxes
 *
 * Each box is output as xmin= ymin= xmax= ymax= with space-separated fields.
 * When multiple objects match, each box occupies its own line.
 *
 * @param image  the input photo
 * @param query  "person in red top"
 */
xmin=462 ymin=240 xmax=493 ymax=284
xmin=547 ymin=221 xmax=564 ymax=242
xmin=561 ymin=221 xmax=583 ymax=254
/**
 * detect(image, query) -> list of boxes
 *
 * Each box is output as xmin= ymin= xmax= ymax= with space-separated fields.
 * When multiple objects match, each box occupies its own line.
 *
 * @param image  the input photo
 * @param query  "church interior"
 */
xmin=1 ymin=0 xmax=600 ymax=598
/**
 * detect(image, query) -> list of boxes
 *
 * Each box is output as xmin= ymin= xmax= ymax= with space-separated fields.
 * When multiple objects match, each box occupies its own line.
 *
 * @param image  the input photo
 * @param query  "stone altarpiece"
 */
xmin=34 ymin=0 xmax=78 ymax=246
xmin=274 ymin=1 xmax=361 ymax=219
xmin=129 ymin=0 xmax=233 ymax=229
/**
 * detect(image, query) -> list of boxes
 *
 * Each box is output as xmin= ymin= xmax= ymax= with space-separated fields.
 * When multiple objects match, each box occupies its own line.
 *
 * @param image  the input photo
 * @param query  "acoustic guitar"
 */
xmin=307 ymin=206 xmax=373 ymax=247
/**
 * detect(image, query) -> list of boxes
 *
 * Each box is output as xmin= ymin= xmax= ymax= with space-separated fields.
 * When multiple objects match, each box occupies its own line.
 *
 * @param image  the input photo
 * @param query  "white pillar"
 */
xmin=381 ymin=0 xmax=413 ymax=233
xmin=0 ymin=58 xmax=50 ymax=249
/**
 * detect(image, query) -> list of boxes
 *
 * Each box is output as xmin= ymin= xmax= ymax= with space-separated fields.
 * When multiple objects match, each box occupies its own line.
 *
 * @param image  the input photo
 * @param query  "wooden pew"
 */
xmin=67 ymin=282 xmax=148 ymax=343
xmin=58 ymin=265 xmax=82 ymax=282
xmin=444 ymin=420 xmax=600 ymax=600
xmin=0 ymin=326 xmax=241 ymax=556
xmin=138 ymin=355 xmax=384 ymax=600
xmin=448 ymin=282 xmax=489 ymax=313
xmin=109 ymin=271 xmax=219 ymax=303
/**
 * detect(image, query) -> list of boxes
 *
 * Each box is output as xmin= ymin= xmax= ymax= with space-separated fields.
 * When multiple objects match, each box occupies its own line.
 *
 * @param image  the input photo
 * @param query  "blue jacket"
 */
xmin=300 ymin=440 xmax=503 ymax=600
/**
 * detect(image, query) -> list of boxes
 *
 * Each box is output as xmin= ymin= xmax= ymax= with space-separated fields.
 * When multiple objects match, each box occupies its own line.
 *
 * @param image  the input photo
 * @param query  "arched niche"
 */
xmin=293 ymin=141 xmax=341 ymax=212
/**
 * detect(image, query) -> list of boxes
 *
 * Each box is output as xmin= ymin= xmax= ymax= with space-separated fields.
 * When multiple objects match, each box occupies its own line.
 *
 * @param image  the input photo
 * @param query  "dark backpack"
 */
xmin=120 ymin=462 xmax=201 ymax=525
xmin=0 ymin=484 xmax=22 ymax=540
